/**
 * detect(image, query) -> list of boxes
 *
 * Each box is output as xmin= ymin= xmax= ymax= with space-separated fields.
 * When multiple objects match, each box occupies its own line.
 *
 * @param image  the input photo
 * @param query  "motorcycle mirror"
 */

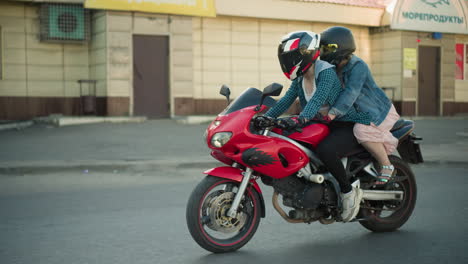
xmin=262 ymin=83 xmax=283 ymax=97
xmin=219 ymin=85 xmax=231 ymax=104
xmin=255 ymin=83 xmax=283 ymax=111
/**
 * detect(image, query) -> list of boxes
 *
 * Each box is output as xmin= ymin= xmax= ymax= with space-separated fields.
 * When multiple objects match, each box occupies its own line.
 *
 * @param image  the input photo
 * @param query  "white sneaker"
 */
xmin=341 ymin=187 xmax=363 ymax=222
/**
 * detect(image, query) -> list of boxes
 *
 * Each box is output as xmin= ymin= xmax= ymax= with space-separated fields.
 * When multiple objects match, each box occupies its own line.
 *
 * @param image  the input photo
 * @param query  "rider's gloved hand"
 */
xmin=276 ymin=117 xmax=300 ymax=130
xmin=253 ymin=115 xmax=275 ymax=128
xmin=277 ymin=116 xmax=311 ymax=130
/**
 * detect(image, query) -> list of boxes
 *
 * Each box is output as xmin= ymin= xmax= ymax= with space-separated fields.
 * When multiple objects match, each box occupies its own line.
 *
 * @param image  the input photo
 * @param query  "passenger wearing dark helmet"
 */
xmin=320 ymin=26 xmax=401 ymax=194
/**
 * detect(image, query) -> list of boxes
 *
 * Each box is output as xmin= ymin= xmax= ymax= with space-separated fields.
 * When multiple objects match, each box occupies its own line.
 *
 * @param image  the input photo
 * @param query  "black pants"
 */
xmin=315 ymin=122 xmax=361 ymax=194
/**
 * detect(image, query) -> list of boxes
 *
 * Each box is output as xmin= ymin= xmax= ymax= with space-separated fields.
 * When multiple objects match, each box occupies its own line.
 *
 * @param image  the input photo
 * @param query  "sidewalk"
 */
xmin=0 ymin=117 xmax=467 ymax=175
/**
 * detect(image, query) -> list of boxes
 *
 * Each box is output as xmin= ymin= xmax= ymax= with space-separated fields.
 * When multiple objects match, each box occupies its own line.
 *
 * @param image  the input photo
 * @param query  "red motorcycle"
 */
xmin=186 ymin=83 xmax=423 ymax=253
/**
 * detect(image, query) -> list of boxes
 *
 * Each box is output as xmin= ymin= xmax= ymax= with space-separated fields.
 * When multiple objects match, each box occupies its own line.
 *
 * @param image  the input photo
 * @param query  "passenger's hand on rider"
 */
xmin=312 ymin=113 xmax=332 ymax=124
xmin=328 ymin=114 xmax=336 ymax=121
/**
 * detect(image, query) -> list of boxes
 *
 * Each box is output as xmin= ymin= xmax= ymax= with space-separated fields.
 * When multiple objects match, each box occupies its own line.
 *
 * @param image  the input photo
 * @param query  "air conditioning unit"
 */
xmin=39 ymin=4 xmax=90 ymax=43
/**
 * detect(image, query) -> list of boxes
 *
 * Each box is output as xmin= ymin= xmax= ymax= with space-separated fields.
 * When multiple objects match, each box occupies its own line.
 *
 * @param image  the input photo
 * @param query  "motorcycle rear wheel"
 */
xmin=359 ymin=155 xmax=417 ymax=232
xmin=186 ymin=175 xmax=262 ymax=253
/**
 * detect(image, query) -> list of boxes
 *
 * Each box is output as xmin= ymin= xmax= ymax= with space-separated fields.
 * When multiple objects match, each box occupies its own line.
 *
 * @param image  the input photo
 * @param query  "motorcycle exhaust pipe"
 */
xmin=361 ymin=189 xmax=404 ymax=201
xmin=272 ymin=191 xmax=305 ymax=223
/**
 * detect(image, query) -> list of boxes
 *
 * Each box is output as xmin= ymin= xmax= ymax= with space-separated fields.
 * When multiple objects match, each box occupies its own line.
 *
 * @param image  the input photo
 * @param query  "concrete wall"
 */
xmin=2 ymin=1 xmax=466 ymax=118
xmin=370 ymin=28 xmax=461 ymax=115
xmin=89 ymin=11 xmax=106 ymax=97
xmin=404 ymin=31 xmax=455 ymax=115
xmin=0 ymin=1 xmax=192 ymax=118
xmin=455 ymin=35 xmax=468 ymax=102
xmin=0 ymin=1 xmax=96 ymax=119
xmin=0 ymin=1 xmax=89 ymax=98
xmin=216 ymin=0 xmax=385 ymax=27
xmin=106 ymin=11 xmax=193 ymax=116
xmin=370 ymin=30 xmax=403 ymax=102
xmin=193 ymin=16 xmax=371 ymax=101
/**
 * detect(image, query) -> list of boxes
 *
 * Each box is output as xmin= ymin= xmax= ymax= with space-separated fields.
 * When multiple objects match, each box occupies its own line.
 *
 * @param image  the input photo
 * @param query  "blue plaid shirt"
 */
xmin=265 ymin=68 xmax=371 ymax=125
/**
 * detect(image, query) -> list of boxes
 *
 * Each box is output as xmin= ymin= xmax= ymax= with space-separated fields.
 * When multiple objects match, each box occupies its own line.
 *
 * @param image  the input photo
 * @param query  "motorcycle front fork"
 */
xmin=226 ymin=167 xmax=253 ymax=218
xmin=225 ymin=127 xmax=270 ymax=219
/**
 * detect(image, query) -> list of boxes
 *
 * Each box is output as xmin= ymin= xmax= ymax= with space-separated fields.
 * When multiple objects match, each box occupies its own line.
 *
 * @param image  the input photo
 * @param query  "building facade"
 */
xmin=0 ymin=0 xmax=467 ymax=120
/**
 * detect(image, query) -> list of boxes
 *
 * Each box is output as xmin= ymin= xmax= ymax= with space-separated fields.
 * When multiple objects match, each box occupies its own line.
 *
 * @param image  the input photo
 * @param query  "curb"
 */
xmin=0 ymin=116 xmax=148 ymax=131
xmin=0 ymin=121 xmax=34 ymax=131
xmin=2 ymin=115 xmax=467 ymax=129
xmin=34 ymin=115 xmax=147 ymax=127
xmin=0 ymin=160 xmax=222 ymax=175
xmin=173 ymin=115 xmax=215 ymax=125
xmin=1 ymin=159 xmax=466 ymax=175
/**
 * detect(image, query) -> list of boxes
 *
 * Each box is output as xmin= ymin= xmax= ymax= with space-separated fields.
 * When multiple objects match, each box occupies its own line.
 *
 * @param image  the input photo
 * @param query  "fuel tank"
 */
xmin=287 ymin=123 xmax=329 ymax=147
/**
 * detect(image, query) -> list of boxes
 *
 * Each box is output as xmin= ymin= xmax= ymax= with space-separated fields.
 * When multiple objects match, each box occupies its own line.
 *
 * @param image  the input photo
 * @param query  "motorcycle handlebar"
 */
xmin=253 ymin=116 xmax=302 ymax=133
xmin=253 ymin=116 xmax=277 ymax=129
xmin=253 ymin=115 xmax=329 ymax=133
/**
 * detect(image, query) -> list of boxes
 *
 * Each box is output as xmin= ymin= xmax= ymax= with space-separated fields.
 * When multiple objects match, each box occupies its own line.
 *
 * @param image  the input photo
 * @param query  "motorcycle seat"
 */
xmin=390 ymin=119 xmax=413 ymax=132
xmin=391 ymin=119 xmax=414 ymax=140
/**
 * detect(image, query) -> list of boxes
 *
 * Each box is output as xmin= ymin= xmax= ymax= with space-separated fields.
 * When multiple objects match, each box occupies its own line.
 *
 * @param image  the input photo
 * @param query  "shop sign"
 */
xmin=391 ymin=0 xmax=468 ymax=34
xmin=455 ymin=43 xmax=464 ymax=80
xmin=403 ymin=48 xmax=417 ymax=78
xmin=85 ymin=0 xmax=216 ymax=17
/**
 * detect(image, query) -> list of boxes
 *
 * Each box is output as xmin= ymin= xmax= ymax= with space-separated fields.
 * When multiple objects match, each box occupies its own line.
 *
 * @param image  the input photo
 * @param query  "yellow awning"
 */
xmin=84 ymin=0 xmax=216 ymax=17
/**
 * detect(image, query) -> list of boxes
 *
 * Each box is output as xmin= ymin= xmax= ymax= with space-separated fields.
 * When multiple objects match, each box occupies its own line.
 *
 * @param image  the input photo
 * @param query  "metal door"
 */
xmin=133 ymin=35 xmax=169 ymax=118
xmin=418 ymin=46 xmax=440 ymax=116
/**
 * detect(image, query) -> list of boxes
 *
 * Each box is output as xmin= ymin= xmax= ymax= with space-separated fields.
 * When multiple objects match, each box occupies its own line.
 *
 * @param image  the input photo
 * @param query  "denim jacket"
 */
xmin=328 ymin=55 xmax=392 ymax=126
xmin=265 ymin=60 xmax=371 ymax=124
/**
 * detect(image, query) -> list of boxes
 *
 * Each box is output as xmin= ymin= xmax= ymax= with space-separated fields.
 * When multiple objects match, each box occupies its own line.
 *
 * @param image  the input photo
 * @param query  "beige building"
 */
xmin=0 ymin=0 xmax=467 ymax=120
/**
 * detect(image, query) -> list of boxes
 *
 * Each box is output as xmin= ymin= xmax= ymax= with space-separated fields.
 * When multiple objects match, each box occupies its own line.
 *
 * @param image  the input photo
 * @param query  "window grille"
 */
xmin=39 ymin=3 xmax=90 ymax=43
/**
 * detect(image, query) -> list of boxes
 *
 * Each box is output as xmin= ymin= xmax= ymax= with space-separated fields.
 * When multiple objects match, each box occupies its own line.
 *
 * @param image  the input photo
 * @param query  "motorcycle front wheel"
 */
xmin=186 ymin=175 xmax=262 ymax=253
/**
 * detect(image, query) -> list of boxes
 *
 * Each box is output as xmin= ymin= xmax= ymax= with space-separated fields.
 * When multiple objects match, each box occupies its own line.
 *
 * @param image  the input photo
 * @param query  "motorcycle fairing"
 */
xmin=207 ymin=106 xmax=311 ymax=179
xmin=284 ymin=123 xmax=330 ymax=147
xmin=203 ymin=166 xmax=263 ymax=194
xmin=242 ymin=148 xmax=278 ymax=167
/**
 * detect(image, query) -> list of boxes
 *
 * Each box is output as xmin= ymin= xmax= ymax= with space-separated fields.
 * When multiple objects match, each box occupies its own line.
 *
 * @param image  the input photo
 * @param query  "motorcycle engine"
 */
xmin=261 ymin=175 xmax=324 ymax=209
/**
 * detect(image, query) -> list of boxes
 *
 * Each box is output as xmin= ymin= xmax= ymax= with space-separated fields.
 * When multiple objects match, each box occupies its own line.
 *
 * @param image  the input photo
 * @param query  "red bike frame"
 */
xmin=204 ymin=104 xmax=329 ymax=183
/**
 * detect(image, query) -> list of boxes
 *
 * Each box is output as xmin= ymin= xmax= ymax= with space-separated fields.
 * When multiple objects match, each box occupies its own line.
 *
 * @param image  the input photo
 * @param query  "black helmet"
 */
xmin=320 ymin=26 xmax=356 ymax=66
xmin=278 ymin=31 xmax=320 ymax=80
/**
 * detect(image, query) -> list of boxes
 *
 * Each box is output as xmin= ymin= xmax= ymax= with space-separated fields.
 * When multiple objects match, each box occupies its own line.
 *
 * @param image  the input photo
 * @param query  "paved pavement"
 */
xmin=1 ymin=164 xmax=467 ymax=264
xmin=0 ymin=117 xmax=467 ymax=174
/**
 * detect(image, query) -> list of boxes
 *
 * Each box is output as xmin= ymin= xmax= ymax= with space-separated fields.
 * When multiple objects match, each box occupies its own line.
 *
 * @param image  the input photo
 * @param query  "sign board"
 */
xmin=403 ymin=48 xmax=417 ymax=78
xmin=456 ymin=43 xmax=464 ymax=80
xmin=85 ymin=0 xmax=216 ymax=17
xmin=391 ymin=0 xmax=468 ymax=34
xmin=404 ymin=48 xmax=417 ymax=70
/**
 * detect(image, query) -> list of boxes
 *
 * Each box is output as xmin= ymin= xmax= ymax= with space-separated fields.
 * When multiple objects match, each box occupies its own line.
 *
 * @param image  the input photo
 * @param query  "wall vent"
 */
xmin=39 ymin=4 xmax=90 ymax=43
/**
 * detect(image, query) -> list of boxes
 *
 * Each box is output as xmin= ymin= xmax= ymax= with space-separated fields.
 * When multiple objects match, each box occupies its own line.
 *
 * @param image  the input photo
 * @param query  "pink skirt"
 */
xmin=353 ymin=105 xmax=400 ymax=154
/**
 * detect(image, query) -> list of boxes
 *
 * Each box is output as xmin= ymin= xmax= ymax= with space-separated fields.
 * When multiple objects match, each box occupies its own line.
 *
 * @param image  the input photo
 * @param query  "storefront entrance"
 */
xmin=133 ymin=35 xmax=170 ymax=118
xmin=418 ymin=46 xmax=440 ymax=116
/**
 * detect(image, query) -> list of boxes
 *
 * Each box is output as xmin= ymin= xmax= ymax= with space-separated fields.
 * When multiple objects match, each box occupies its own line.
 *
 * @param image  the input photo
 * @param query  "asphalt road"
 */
xmin=1 ymin=164 xmax=467 ymax=264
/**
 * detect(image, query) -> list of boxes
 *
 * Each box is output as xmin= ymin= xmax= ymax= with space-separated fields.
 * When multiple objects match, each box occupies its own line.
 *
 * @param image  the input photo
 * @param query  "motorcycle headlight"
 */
xmin=211 ymin=132 xmax=232 ymax=148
